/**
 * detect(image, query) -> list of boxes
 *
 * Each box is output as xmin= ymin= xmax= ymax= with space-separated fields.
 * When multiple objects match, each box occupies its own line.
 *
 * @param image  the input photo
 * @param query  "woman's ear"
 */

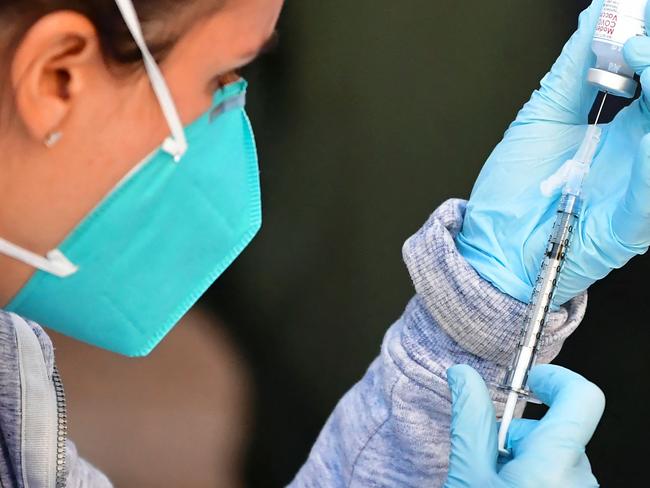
xmin=11 ymin=11 xmax=102 ymax=144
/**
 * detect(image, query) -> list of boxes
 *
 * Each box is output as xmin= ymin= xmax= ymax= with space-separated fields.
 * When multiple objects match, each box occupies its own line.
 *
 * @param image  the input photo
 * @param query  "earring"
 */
xmin=44 ymin=131 xmax=62 ymax=148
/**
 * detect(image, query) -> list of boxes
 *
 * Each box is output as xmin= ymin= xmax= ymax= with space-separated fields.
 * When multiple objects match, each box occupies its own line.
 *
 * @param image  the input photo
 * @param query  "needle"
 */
xmin=594 ymin=92 xmax=608 ymax=125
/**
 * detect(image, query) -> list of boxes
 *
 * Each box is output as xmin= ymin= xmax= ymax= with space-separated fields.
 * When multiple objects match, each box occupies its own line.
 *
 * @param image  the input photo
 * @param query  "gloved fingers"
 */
xmin=623 ymin=39 xmax=650 ymax=112
xmin=499 ymin=451 xmax=600 ymax=487
xmin=526 ymin=365 xmax=605 ymax=446
xmin=623 ymin=35 xmax=650 ymax=74
xmin=446 ymin=365 xmax=498 ymax=476
xmin=641 ymin=67 xmax=650 ymax=115
xmin=622 ymin=1 xmax=650 ymax=73
xmin=500 ymin=419 xmax=598 ymax=470
xmin=612 ymin=133 xmax=650 ymax=248
xmin=513 ymin=0 xmax=603 ymax=126
xmin=574 ymin=454 xmax=601 ymax=488
xmin=500 ymin=418 xmax=538 ymax=454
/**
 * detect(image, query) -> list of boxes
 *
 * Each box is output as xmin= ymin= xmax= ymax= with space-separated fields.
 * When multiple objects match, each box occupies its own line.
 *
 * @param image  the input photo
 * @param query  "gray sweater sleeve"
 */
xmin=290 ymin=199 xmax=587 ymax=487
xmin=65 ymin=441 xmax=112 ymax=488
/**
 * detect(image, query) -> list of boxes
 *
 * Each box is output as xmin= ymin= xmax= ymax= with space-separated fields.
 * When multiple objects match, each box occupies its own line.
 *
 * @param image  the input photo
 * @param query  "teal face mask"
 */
xmin=2 ymin=1 xmax=262 ymax=356
xmin=6 ymin=80 xmax=261 ymax=356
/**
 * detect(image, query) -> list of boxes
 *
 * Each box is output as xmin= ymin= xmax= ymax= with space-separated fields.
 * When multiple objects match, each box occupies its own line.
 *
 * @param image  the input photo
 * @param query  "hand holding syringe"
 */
xmin=497 ymin=115 xmax=604 ymax=455
xmin=496 ymin=0 xmax=648 ymax=456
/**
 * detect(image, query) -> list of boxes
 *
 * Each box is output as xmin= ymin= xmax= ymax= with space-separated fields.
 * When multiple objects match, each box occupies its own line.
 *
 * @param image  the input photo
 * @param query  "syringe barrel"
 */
xmin=588 ymin=0 xmax=647 ymax=98
xmin=501 ymin=194 xmax=581 ymax=393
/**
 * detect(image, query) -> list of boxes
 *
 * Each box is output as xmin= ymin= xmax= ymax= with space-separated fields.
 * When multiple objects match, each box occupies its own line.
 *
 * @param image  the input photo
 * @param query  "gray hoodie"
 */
xmin=0 ymin=200 xmax=586 ymax=487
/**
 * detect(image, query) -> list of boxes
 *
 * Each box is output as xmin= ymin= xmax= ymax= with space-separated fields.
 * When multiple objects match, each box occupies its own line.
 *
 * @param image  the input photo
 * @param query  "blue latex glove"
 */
xmin=456 ymin=0 xmax=650 ymax=305
xmin=445 ymin=364 xmax=605 ymax=488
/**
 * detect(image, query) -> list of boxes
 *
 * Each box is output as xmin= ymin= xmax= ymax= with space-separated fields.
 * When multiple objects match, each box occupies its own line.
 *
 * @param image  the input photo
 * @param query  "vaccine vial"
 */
xmin=588 ymin=0 xmax=648 ymax=98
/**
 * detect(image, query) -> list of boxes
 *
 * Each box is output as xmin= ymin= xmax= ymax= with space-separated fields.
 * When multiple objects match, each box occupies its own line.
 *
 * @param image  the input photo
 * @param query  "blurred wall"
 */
xmin=204 ymin=1 xmax=649 ymax=486
xmin=53 ymin=308 xmax=252 ymax=488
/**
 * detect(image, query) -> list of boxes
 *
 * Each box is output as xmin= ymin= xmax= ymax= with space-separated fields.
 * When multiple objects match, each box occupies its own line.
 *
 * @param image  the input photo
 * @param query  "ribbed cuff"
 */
xmin=402 ymin=199 xmax=587 ymax=366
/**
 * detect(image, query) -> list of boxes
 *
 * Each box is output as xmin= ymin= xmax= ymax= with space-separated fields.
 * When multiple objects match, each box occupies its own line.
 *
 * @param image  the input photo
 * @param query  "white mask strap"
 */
xmin=114 ymin=0 xmax=188 ymax=161
xmin=0 ymin=238 xmax=78 ymax=278
xmin=0 ymin=2 xmax=187 ymax=277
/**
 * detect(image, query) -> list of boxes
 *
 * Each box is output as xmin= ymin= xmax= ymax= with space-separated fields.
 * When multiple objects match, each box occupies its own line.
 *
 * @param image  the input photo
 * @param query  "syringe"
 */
xmin=496 ymin=93 xmax=607 ymax=456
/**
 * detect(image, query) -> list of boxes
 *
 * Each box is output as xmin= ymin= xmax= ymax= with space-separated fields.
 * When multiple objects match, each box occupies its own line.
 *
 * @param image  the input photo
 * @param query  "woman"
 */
xmin=0 ymin=0 xmax=648 ymax=486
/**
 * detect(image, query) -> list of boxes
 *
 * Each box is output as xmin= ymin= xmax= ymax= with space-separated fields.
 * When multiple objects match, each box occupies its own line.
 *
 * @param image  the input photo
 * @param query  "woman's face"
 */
xmin=0 ymin=0 xmax=284 ymax=303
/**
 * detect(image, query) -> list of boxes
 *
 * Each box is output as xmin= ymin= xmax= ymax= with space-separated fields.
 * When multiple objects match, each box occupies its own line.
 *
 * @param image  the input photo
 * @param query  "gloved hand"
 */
xmin=456 ymin=0 xmax=650 ymax=305
xmin=445 ymin=364 xmax=605 ymax=488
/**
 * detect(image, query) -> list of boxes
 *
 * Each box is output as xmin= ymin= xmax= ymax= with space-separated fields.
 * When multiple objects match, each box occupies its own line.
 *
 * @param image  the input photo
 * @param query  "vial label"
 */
xmin=594 ymin=0 xmax=647 ymax=46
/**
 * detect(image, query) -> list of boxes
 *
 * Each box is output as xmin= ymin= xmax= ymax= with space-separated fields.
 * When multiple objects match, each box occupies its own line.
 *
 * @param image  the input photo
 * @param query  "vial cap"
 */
xmin=587 ymin=68 xmax=638 ymax=98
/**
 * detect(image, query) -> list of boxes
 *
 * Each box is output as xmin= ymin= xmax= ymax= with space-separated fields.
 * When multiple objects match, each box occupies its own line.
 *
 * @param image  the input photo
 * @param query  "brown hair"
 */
xmin=0 ymin=0 xmax=218 ymax=67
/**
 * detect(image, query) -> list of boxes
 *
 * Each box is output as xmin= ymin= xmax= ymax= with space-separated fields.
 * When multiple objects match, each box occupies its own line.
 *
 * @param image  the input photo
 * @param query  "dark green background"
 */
xmin=205 ymin=1 xmax=649 ymax=485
